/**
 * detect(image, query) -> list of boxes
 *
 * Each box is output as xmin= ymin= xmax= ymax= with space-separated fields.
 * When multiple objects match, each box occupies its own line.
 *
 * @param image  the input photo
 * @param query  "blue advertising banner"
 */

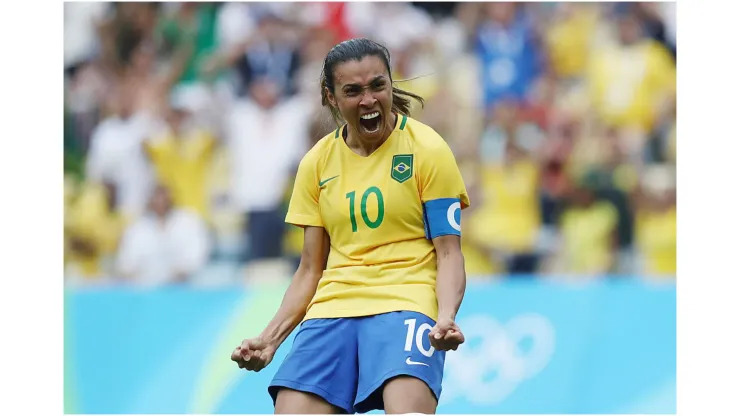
xmin=64 ymin=279 xmax=676 ymax=414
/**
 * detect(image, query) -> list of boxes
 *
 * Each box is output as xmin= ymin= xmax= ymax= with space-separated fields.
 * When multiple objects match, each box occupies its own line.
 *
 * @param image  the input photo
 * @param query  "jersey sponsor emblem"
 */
xmin=391 ymin=154 xmax=413 ymax=183
xmin=319 ymin=175 xmax=339 ymax=187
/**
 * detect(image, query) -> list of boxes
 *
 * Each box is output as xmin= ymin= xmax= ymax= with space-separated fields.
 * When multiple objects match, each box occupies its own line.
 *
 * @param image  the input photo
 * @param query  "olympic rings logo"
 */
xmin=440 ymin=313 xmax=556 ymax=406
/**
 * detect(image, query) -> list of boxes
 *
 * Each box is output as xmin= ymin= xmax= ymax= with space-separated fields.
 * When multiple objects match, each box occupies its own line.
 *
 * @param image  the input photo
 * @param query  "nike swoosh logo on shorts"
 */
xmin=406 ymin=357 xmax=430 ymax=367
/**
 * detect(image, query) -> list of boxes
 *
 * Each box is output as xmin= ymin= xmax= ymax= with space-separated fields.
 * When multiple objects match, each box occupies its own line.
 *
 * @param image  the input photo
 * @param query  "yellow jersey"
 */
xmin=286 ymin=114 xmax=469 ymax=321
xmin=145 ymin=130 xmax=216 ymax=220
xmin=545 ymin=6 xmax=598 ymax=79
xmin=65 ymin=182 xmax=127 ymax=278
xmin=587 ymin=40 xmax=676 ymax=131
xmin=560 ymin=201 xmax=618 ymax=274
xmin=636 ymin=207 xmax=676 ymax=277
xmin=470 ymin=160 xmax=541 ymax=253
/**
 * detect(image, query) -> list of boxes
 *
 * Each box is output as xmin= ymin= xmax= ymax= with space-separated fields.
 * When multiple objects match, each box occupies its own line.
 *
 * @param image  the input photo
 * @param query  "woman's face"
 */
xmin=325 ymin=55 xmax=395 ymax=145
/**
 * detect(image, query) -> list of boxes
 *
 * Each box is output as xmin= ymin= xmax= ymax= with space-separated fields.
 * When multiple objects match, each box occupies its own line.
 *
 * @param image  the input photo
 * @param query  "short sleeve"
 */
xmin=285 ymin=152 xmax=323 ymax=228
xmin=418 ymin=141 xmax=470 ymax=209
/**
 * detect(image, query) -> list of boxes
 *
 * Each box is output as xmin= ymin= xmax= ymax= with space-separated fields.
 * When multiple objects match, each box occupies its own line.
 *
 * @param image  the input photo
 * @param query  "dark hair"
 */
xmin=320 ymin=38 xmax=425 ymax=127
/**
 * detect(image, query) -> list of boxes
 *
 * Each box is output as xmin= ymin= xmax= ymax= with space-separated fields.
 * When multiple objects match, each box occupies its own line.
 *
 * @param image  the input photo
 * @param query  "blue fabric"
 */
xmin=475 ymin=14 xmax=542 ymax=110
xmin=422 ymin=198 xmax=462 ymax=239
xmin=268 ymin=311 xmax=445 ymax=413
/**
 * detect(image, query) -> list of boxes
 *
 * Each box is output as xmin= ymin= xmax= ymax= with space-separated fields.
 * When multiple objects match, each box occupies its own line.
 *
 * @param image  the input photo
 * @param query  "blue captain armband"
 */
xmin=422 ymin=198 xmax=462 ymax=239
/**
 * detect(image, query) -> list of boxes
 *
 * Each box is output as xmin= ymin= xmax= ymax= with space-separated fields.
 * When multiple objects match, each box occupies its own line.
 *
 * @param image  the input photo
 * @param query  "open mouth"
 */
xmin=359 ymin=111 xmax=382 ymax=134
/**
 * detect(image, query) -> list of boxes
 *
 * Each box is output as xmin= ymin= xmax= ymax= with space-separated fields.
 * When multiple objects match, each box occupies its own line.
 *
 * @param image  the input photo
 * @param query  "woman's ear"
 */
xmin=325 ymin=87 xmax=337 ymax=108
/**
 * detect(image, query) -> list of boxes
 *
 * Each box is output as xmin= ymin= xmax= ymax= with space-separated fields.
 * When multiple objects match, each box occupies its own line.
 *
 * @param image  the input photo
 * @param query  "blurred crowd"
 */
xmin=63 ymin=2 xmax=677 ymax=286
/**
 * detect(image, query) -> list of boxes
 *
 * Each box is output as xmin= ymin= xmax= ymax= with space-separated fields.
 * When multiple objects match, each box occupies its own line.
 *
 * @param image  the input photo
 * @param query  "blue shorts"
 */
xmin=268 ymin=310 xmax=445 ymax=413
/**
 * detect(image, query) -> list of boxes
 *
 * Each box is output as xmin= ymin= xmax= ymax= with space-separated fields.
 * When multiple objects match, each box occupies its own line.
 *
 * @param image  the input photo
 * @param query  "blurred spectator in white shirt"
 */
xmin=216 ymin=2 xmax=257 ymax=50
xmin=116 ymin=185 xmax=212 ymax=286
xmin=345 ymin=2 xmax=434 ymax=54
xmin=85 ymin=87 xmax=161 ymax=219
xmin=225 ymin=76 xmax=311 ymax=262
xmin=64 ymin=2 xmax=108 ymax=69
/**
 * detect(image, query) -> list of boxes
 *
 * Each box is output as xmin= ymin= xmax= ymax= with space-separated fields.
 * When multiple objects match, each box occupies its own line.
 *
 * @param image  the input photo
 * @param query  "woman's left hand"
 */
xmin=429 ymin=317 xmax=465 ymax=351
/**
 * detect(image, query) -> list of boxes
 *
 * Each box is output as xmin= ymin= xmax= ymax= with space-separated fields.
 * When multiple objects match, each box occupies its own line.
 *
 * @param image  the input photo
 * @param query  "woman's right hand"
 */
xmin=231 ymin=337 xmax=276 ymax=372
xmin=231 ymin=227 xmax=330 ymax=373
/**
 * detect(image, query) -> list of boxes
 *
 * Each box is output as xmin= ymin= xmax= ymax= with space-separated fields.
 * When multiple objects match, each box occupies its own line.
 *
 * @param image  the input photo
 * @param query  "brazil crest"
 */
xmin=391 ymin=154 xmax=413 ymax=183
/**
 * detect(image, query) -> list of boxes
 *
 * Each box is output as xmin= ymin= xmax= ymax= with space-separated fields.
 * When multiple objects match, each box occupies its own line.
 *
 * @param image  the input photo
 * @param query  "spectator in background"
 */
xmin=65 ymin=181 xmax=126 ymax=282
xmin=157 ymin=2 xmax=219 ymax=87
xmin=120 ymin=39 xmax=178 ymax=118
xmin=350 ymin=3 xmax=435 ymax=56
xmin=144 ymin=93 xmax=217 ymax=222
xmin=293 ymin=28 xmax=335 ymax=103
xmin=585 ymin=9 xmax=676 ymax=144
xmin=215 ymin=2 xmax=258 ymax=50
xmin=96 ymin=2 xmax=160 ymax=73
xmin=553 ymin=173 xmax=619 ymax=277
xmin=470 ymin=137 xmax=542 ymax=275
xmin=85 ymin=86 xmax=157 ymax=219
xmin=233 ymin=10 xmax=302 ymax=98
xmin=475 ymin=2 xmax=542 ymax=112
xmin=225 ymin=76 xmax=311 ymax=263
xmin=536 ymin=113 xmax=577 ymax=263
xmin=633 ymin=2 xmax=676 ymax=59
xmin=64 ymin=2 xmax=109 ymax=70
xmin=156 ymin=3 xmax=229 ymax=131
xmin=635 ymin=165 xmax=676 ymax=278
xmin=116 ymin=185 xmax=211 ymax=286
xmin=543 ymin=3 xmax=599 ymax=82
xmin=588 ymin=126 xmax=641 ymax=274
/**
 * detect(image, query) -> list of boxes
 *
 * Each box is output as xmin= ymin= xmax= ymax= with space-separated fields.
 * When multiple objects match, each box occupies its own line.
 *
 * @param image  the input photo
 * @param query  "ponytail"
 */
xmin=391 ymin=85 xmax=425 ymax=118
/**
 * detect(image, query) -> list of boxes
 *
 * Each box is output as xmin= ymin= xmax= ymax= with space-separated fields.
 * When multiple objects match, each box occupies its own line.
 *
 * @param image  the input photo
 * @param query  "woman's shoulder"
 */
xmin=403 ymin=116 xmax=445 ymax=143
xmin=402 ymin=116 xmax=453 ymax=157
xmin=297 ymin=127 xmax=342 ymax=168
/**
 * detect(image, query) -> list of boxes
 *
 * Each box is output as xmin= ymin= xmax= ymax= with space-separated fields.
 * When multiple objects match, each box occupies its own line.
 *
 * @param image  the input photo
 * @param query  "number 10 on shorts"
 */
xmin=404 ymin=318 xmax=435 ymax=357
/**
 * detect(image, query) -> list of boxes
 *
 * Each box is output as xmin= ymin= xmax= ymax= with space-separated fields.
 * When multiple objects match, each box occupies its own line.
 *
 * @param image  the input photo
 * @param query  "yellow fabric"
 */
xmin=469 ymin=160 xmax=541 ymax=253
xmin=145 ymin=130 xmax=216 ymax=220
xmin=65 ymin=182 xmax=127 ymax=278
xmin=286 ymin=115 xmax=469 ymax=321
xmin=587 ymin=40 xmax=676 ymax=131
xmin=560 ymin=201 xmax=618 ymax=274
xmin=545 ymin=7 xmax=598 ymax=78
xmin=460 ymin=241 xmax=499 ymax=277
xmin=282 ymin=176 xmax=305 ymax=257
xmin=636 ymin=207 xmax=676 ymax=276
xmin=666 ymin=122 xmax=676 ymax=163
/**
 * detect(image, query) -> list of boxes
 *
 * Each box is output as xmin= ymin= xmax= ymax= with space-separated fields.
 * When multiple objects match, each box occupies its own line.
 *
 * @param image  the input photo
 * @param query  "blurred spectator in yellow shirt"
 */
xmin=456 ymin=153 xmax=499 ymax=278
xmin=544 ymin=3 xmax=599 ymax=80
xmin=65 ymin=181 xmax=127 ymax=281
xmin=144 ymin=95 xmax=217 ymax=222
xmin=555 ymin=173 xmax=619 ymax=277
xmin=586 ymin=10 xmax=676 ymax=136
xmin=635 ymin=165 xmax=676 ymax=278
xmin=469 ymin=137 xmax=542 ymax=275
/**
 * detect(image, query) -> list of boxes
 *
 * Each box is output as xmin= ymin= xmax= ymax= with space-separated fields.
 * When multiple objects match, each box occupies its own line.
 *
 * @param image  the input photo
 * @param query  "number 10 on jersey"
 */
xmin=346 ymin=187 xmax=385 ymax=232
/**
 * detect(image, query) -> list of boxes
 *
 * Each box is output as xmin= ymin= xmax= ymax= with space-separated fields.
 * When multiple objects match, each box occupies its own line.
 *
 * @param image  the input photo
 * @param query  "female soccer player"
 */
xmin=231 ymin=37 xmax=469 ymax=414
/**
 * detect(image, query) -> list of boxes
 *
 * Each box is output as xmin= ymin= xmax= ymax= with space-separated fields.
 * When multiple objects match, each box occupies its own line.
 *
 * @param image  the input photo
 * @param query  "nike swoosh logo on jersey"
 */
xmin=319 ymin=175 xmax=339 ymax=187
xmin=406 ymin=357 xmax=430 ymax=367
